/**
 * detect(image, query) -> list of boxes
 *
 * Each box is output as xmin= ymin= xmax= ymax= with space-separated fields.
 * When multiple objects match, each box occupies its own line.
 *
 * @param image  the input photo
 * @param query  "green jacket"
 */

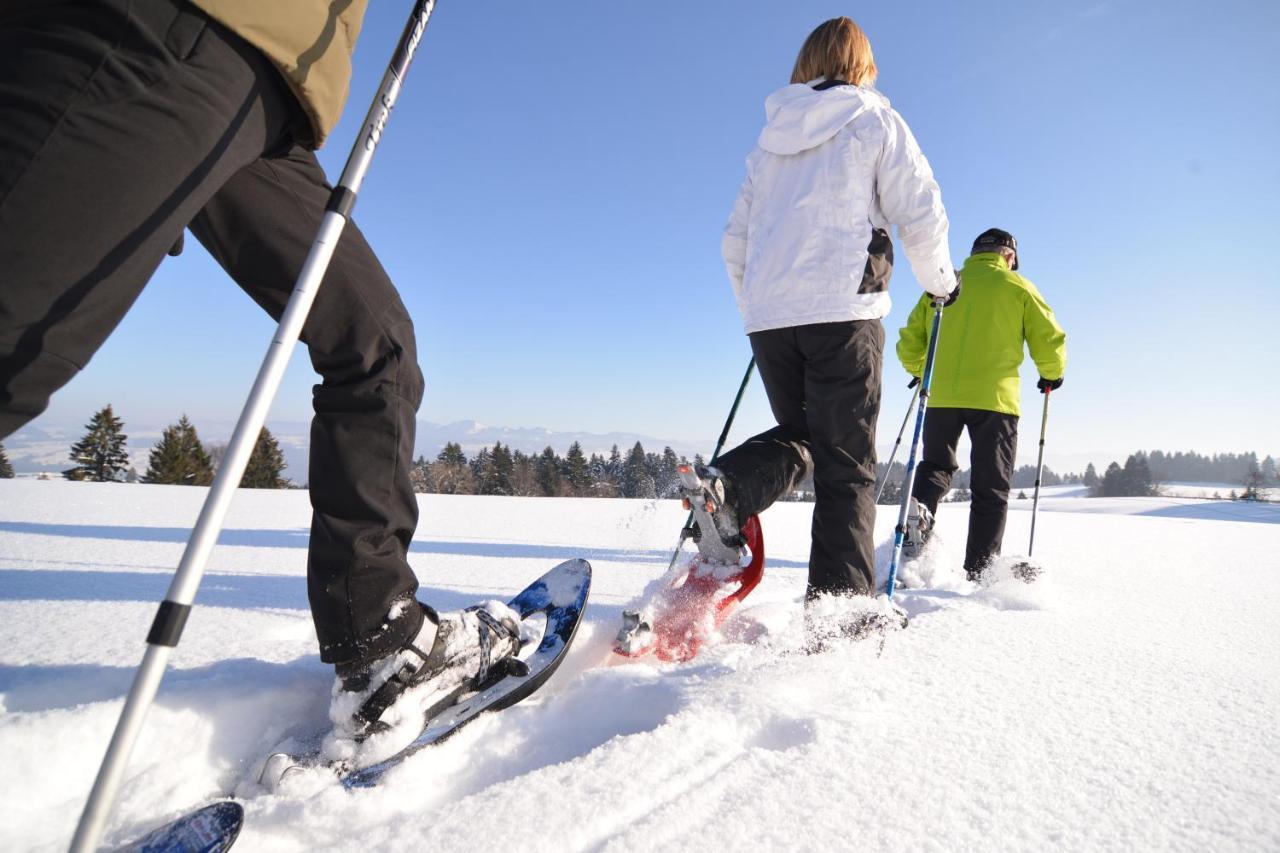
xmin=896 ymin=253 xmax=1066 ymax=417
xmin=190 ymin=0 xmax=369 ymax=148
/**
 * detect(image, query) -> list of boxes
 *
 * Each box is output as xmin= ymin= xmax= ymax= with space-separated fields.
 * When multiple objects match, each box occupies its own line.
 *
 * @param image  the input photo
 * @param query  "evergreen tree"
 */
xmin=510 ymin=450 xmax=539 ymax=497
xmin=478 ymin=442 xmax=514 ymax=495
xmin=0 ymin=442 xmax=13 ymax=479
xmin=242 ymin=427 xmax=289 ymax=488
xmin=563 ymin=442 xmax=590 ymax=496
xmin=1242 ymin=460 xmax=1266 ymax=501
xmin=409 ymin=455 xmax=433 ymax=493
xmin=656 ymin=447 xmax=681 ymax=497
xmin=621 ymin=441 xmax=656 ymax=499
xmin=1095 ymin=461 xmax=1123 ymax=497
xmin=66 ymin=404 xmax=129 ymax=482
xmin=143 ymin=415 xmax=213 ymax=485
xmin=536 ymin=446 xmax=563 ymax=496
xmin=606 ymin=445 xmax=623 ymax=489
xmin=431 ymin=442 xmax=474 ymax=494
xmin=1083 ymin=462 xmax=1098 ymax=489
xmin=1121 ymin=453 xmax=1158 ymax=497
xmin=1261 ymin=456 xmax=1278 ymax=488
xmin=587 ymin=452 xmax=616 ymax=497
xmin=438 ymin=442 xmax=468 ymax=468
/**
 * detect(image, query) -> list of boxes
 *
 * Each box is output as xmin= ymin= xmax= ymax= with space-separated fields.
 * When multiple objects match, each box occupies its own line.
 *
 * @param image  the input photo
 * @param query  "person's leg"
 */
xmin=713 ymin=327 xmax=812 ymax=518
xmin=911 ymin=408 xmax=965 ymax=515
xmin=189 ymin=144 xmax=425 ymax=667
xmin=0 ymin=1 xmax=296 ymax=437
xmin=964 ymin=410 xmax=1019 ymax=576
xmin=797 ymin=319 xmax=883 ymax=597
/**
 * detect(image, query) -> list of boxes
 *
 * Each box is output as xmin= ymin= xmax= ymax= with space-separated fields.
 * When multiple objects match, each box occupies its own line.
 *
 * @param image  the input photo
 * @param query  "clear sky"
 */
xmin=23 ymin=0 xmax=1280 ymax=469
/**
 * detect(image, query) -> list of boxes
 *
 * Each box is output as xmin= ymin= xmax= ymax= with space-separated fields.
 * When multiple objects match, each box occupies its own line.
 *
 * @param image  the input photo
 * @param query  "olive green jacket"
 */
xmin=896 ymin=253 xmax=1067 ymax=417
xmin=190 ymin=0 xmax=369 ymax=148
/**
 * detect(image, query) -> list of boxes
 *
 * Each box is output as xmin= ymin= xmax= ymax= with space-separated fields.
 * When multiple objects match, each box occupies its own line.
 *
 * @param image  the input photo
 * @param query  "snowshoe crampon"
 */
xmin=614 ymin=514 xmax=764 ymax=662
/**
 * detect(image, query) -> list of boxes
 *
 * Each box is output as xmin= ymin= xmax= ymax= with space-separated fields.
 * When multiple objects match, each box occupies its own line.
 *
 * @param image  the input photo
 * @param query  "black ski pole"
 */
xmin=1028 ymin=387 xmax=1052 ymax=556
xmin=884 ymin=297 xmax=947 ymax=599
xmin=69 ymin=4 xmax=441 ymax=850
xmin=664 ymin=356 xmax=755 ymax=572
xmin=874 ymin=383 xmax=920 ymax=504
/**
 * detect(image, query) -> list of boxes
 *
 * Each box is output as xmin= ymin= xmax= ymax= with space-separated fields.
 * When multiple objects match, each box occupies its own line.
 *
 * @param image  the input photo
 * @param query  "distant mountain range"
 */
xmin=2 ymin=418 xmax=713 ymax=482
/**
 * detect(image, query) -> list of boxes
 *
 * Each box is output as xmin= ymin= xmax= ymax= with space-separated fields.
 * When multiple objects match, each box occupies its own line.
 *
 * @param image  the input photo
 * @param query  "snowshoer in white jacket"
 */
xmin=684 ymin=16 xmax=957 ymax=646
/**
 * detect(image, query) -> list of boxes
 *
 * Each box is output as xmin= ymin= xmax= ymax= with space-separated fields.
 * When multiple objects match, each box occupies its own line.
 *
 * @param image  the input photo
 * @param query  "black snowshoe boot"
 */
xmin=333 ymin=601 xmax=525 ymax=737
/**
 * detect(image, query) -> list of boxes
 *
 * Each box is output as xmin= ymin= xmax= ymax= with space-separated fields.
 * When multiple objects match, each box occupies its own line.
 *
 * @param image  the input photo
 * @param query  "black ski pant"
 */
xmin=0 ymin=0 xmax=424 ymax=666
xmin=911 ymin=407 xmax=1019 ymax=576
xmin=716 ymin=320 xmax=883 ymax=598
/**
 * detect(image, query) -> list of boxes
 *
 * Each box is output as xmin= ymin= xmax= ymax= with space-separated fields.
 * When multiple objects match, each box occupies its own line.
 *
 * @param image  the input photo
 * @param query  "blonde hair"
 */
xmin=790 ymin=17 xmax=878 ymax=87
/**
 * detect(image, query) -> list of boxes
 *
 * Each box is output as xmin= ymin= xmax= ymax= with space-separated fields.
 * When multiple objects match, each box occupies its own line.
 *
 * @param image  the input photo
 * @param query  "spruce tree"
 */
xmin=478 ymin=442 xmax=514 ymax=495
xmin=242 ymin=427 xmax=289 ymax=488
xmin=657 ymin=447 xmax=681 ymax=497
xmin=409 ymin=455 xmax=432 ymax=493
xmin=536 ymin=446 xmax=562 ymax=496
xmin=563 ymin=442 xmax=590 ymax=496
xmin=621 ymin=442 xmax=656 ymax=499
xmin=510 ymin=450 xmax=539 ymax=496
xmin=0 ymin=442 xmax=13 ymax=479
xmin=431 ymin=442 xmax=474 ymax=494
xmin=66 ymin=405 xmax=129 ymax=482
xmin=1096 ymin=461 xmax=1124 ymax=497
xmin=143 ymin=415 xmax=213 ymax=485
xmin=1083 ymin=462 xmax=1098 ymax=489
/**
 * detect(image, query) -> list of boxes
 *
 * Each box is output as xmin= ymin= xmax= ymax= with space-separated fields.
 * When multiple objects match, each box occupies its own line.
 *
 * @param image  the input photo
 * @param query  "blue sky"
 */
xmin=22 ymin=0 xmax=1280 ymax=469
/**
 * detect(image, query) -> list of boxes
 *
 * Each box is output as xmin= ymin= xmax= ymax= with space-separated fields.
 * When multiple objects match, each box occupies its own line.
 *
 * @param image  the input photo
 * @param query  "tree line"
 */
xmin=409 ymin=441 xmax=700 ymax=499
xmin=1083 ymin=451 xmax=1277 ymax=500
xmin=32 ymin=404 xmax=290 ymax=487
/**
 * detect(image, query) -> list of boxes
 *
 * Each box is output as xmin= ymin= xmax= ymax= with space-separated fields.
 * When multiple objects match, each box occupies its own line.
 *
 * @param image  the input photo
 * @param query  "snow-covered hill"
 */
xmin=0 ymin=480 xmax=1276 ymax=851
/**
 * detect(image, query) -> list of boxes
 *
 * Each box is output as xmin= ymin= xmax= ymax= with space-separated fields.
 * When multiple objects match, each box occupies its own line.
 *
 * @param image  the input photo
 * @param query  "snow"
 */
xmin=1 ymin=479 xmax=1278 ymax=852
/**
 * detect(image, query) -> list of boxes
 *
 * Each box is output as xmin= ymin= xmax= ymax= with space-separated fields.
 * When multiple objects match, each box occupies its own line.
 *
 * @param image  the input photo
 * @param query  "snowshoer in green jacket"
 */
xmin=896 ymin=228 xmax=1066 ymax=579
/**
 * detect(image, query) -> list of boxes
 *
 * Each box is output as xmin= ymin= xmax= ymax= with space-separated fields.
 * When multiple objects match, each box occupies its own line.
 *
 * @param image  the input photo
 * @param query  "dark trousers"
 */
xmin=716 ymin=320 xmax=883 ymax=597
xmin=0 ymin=0 xmax=424 ymax=665
xmin=911 ymin=407 xmax=1019 ymax=574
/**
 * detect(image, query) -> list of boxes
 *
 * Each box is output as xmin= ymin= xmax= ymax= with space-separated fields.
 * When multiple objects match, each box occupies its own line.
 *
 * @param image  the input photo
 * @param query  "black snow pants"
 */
xmin=0 ymin=0 xmax=424 ymax=666
xmin=715 ymin=320 xmax=884 ymax=598
xmin=910 ymin=407 xmax=1019 ymax=576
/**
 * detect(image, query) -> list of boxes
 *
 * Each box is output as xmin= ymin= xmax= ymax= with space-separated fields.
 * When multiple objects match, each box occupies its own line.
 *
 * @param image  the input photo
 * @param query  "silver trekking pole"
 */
xmin=874 ymin=383 xmax=920 ymax=503
xmin=1027 ymin=388 xmax=1052 ymax=556
xmin=70 ymin=3 xmax=440 ymax=850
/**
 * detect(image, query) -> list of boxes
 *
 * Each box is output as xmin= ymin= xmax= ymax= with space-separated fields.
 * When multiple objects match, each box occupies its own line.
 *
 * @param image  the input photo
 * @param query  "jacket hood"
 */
xmin=757 ymin=82 xmax=889 ymax=155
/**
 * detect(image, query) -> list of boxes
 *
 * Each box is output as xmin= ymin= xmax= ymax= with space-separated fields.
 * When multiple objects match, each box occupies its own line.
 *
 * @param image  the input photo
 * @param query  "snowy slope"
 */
xmin=1 ymin=480 xmax=1277 ymax=852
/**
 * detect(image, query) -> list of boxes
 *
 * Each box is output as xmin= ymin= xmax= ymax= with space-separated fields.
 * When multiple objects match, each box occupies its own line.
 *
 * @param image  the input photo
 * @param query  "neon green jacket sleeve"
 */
xmin=1023 ymin=283 xmax=1066 ymax=382
xmin=895 ymin=296 xmax=931 ymax=379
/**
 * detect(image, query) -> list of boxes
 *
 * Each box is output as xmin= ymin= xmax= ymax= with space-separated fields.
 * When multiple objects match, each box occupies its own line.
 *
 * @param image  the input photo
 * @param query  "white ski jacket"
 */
xmin=722 ymin=82 xmax=955 ymax=334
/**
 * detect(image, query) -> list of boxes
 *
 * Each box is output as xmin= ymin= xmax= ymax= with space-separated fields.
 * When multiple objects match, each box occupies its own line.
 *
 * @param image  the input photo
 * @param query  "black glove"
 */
xmin=907 ymin=376 xmax=921 ymax=389
xmin=1037 ymin=376 xmax=1063 ymax=393
xmin=941 ymin=270 xmax=961 ymax=307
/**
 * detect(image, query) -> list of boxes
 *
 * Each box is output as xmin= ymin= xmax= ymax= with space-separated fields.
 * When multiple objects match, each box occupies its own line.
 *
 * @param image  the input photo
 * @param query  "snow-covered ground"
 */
xmin=1 ymin=479 xmax=1277 ymax=852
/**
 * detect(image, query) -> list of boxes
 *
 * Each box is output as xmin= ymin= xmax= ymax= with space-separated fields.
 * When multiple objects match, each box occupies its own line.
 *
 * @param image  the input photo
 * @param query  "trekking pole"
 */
xmin=884 ymin=298 xmax=946 ymax=599
xmin=69 ymin=4 xmax=441 ymax=850
xmin=1027 ymin=388 xmax=1052 ymax=556
xmin=664 ymin=356 xmax=755 ymax=572
xmin=874 ymin=383 xmax=920 ymax=503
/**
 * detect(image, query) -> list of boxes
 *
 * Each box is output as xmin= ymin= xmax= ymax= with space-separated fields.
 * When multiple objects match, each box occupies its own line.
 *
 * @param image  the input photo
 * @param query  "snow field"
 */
xmin=1 ymin=480 xmax=1278 ymax=851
